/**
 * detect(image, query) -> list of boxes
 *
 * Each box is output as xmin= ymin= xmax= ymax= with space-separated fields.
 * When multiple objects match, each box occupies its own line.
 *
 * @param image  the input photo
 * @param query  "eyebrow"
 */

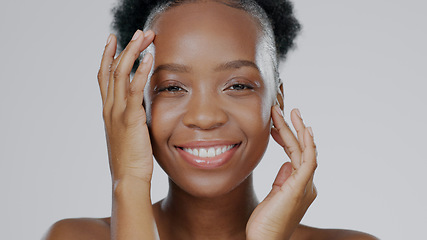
xmin=152 ymin=60 xmax=259 ymax=75
xmin=152 ymin=63 xmax=191 ymax=75
xmin=214 ymin=60 xmax=260 ymax=72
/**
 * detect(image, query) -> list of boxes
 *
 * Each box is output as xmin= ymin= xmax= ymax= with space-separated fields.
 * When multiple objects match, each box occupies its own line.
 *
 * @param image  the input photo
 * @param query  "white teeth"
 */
xmin=207 ymin=148 xmax=215 ymax=157
xmin=182 ymin=144 xmax=235 ymax=158
xmin=199 ymin=148 xmax=208 ymax=158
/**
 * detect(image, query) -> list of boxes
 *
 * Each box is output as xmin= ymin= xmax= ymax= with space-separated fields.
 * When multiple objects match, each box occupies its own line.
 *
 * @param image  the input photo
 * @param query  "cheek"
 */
xmin=233 ymin=92 xmax=272 ymax=130
xmin=148 ymin=98 xmax=186 ymax=174
xmin=149 ymin=99 xmax=181 ymax=143
xmin=237 ymin=103 xmax=269 ymax=132
xmin=230 ymin=94 xmax=271 ymax=153
xmin=241 ymin=94 xmax=271 ymax=146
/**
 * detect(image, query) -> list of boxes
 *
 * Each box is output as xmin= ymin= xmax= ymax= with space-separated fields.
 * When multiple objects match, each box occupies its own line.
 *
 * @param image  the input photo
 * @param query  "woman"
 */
xmin=44 ymin=0 xmax=377 ymax=239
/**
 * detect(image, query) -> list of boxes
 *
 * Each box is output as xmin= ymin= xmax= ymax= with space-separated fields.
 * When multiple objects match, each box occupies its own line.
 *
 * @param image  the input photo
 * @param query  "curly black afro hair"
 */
xmin=111 ymin=0 xmax=301 ymax=60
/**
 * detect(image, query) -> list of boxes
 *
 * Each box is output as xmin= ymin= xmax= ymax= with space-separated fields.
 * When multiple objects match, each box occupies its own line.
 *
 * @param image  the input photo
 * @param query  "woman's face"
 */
xmin=146 ymin=1 xmax=273 ymax=197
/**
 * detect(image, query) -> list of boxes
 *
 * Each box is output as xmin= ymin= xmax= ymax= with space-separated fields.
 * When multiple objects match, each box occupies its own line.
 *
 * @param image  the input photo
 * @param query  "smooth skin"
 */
xmin=43 ymin=2 xmax=378 ymax=240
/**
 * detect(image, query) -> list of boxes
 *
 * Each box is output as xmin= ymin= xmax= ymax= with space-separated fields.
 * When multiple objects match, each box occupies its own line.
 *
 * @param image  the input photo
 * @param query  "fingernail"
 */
xmin=145 ymin=30 xmax=154 ymax=38
xmin=274 ymin=105 xmax=283 ymax=117
xmin=307 ymin=127 xmax=314 ymax=137
xmin=295 ymin=108 xmax=302 ymax=119
xmin=106 ymin=34 xmax=113 ymax=45
xmin=131 ymin=30 xmax=142 ymax=41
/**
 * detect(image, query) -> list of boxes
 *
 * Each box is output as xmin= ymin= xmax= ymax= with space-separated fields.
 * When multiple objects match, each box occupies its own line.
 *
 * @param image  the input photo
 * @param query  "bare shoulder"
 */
xmin=42 ymin=217 xmax=111 ymax=240
xmin=292 ymin=224 xmax=379 ymax=240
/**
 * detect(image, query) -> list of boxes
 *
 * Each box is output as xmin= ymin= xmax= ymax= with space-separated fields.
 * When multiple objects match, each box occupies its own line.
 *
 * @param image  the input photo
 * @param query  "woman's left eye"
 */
xmin=158 ymin=85 xmax=185 ymax=92
xmin=227 ymin=84 xmax=253 ymax=91
xmin=163 ymin=86 xmax=183 ymax=92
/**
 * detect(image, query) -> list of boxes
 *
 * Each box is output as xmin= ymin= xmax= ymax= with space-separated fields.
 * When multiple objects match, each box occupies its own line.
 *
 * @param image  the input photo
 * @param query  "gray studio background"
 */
xmin=1 ymin=0 xmax=426 ymax=239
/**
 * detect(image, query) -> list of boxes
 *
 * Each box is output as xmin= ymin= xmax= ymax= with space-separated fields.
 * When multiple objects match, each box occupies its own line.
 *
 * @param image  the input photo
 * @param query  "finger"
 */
xmin=126 ymin=53 xmax=153 ymax=115
xmin=290 ymin=108 xmax=306 ymax=151
xmin=293 ymin=127 xmax=317 ymax=190
xmin=113 ymin=30 xmax=155 ymax=111
xmin=271 ymin=128 xmax=285 ymax=149
xmin=271 ymin=105 xmax=302 ymax=169
xmin=112 ymin=30 xmax=144 ymax=112
xmin=104 ymin=51 xmax=124 ymax=119
xmin=265 ymin=162 xmax=293 ymax=200
xmin=271 ymin=127 xmax=294 ymax=159
xmin=303 ymin=151 xmax=317 ymax=204
xmin=272 ymin=162 xmax=293 ymax=188
xmin=98 ymin=34 xmax=117 ymax=105
xmin=305 ymin=156 xmax=317 ymax=199
xmin=302 ymin=127 xmax=316 ymax=164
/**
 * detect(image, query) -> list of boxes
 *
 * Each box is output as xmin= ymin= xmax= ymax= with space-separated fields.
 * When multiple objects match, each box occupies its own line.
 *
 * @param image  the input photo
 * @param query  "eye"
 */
xmin=159 ymin=85 xmax=185 ymax=92
xmin=155 ymin=81 xmax=188 ymax=94
xmin=226 ymin=83 xmax=254 ymax=91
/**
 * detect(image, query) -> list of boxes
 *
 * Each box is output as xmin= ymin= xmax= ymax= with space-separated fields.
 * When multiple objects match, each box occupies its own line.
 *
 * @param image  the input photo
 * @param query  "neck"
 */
xmin=155 ymin=174 xmax=259 ymax=240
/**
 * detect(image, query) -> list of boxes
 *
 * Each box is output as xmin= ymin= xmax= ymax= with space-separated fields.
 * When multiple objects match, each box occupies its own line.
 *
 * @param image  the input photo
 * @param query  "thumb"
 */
xmin=265 ymin=162 xmax=293 ymax=200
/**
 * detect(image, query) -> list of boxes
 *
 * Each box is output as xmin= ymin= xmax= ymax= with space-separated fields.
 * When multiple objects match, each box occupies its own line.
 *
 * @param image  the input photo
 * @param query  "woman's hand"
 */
xmin=98 ymin=30 xmax=155 ymax=183
xmin=246 ymin=106 xmax=318 ymax=240
xmin=98 ymin=30 xmax=159 ymax=239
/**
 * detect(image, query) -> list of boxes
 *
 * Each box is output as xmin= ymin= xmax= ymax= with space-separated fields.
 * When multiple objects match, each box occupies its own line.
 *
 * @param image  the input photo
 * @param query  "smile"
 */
xmin=175 ymin=142 xmax=241 ymax=169
xmin=181 ymin=145 xmax=236 ymax=158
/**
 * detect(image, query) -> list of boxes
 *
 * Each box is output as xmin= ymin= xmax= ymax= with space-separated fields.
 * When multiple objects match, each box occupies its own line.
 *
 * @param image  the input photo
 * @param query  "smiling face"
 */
xmin=145 ymin=1 xmax=274 ymax=197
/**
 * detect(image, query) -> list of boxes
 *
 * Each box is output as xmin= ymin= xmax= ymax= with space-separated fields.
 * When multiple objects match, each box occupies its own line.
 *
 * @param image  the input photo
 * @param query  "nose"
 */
xmin=182 ymin=91 xmax=228 ymax=130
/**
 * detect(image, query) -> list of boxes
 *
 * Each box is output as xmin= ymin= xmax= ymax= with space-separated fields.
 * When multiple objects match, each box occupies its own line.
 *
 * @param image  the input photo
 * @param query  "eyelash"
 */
xmin=226 ymin=83 xmax=254 ymax=91
xmin=158 ymin=85 xmax=185 ymax=92
xmin=156 ymin=81 xmax=188 ymax=93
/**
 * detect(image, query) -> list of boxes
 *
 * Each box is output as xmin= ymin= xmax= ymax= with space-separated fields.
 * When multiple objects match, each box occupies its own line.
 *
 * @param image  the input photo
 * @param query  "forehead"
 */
xmin=151 ymin=1 xmax=261 ymax=66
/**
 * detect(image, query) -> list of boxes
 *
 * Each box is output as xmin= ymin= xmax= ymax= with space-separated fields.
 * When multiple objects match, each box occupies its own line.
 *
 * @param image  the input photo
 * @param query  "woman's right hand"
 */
xmin=97 ymin=30 xmax=155 ymax=183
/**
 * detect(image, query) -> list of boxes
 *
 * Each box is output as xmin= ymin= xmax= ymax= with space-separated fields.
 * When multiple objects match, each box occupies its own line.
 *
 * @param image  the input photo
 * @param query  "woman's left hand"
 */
xmin=246 ymin=106 xmax=318 ymax=240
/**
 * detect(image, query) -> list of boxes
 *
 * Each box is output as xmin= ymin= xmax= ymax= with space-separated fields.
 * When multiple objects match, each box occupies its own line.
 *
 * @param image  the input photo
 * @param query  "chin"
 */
xmin=158 ymin=148 xmax=263 ymax=200
xmin=168 ymin=170 xmax=254 ymax=199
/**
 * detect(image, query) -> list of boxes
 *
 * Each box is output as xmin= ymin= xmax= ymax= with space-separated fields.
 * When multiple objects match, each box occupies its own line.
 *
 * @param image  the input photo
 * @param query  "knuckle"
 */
xmin=97 ymin=69 xmax=104 ymax=82
xmin=288 ymin=145 xmax=301 ymax=155
xmin=312 ymin=141 xmax=317 ymax=148
xmin=311 ymin=187 xmax=318 ymax=202
xmin=311 ymin=160 xmax=318 ymax=170
xmin=128 ymin=84 xmax=139 ymax=97
xmin=309 ymin=194 xmax=317 ymax=204
xmin=109 ymin=62 xmax=117 ymax=74
xmin=113 ymin=68 xmax=123 ymax=80
xmin=98 ymin=68 xmax=110 ymax=85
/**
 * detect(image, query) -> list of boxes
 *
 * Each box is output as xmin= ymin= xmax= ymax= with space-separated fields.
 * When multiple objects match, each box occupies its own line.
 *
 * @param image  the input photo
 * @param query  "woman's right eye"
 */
xmin=156 ymin=83 xmax=187 ymax=94
xmin=159 ymin=86 xmax=184 ymax=92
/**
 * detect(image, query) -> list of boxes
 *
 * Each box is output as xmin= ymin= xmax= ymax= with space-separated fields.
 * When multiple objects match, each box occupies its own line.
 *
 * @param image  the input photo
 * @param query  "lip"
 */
xmin=175 ymin=141 xmax=241 ymax=169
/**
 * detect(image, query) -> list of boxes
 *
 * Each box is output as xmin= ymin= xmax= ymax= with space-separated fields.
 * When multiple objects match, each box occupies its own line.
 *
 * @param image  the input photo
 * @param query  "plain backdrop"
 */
xmin=1 ymin=0 xmax=426 ymax=239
